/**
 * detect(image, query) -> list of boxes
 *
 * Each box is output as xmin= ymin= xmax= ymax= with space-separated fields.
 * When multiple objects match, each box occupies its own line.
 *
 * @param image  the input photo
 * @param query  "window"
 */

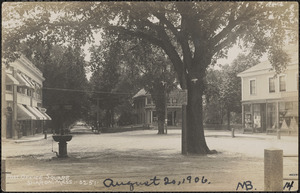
xmin=243 ymin=104 xmax=252 ymax=128
xmin=6 ymin=85 xmax=12 ymax=91
xmin=250 ymin=79 xmax=256 ymax=95
xmin=269 ymin=77 xmax=275 ymax=93
xmin=267 ymin=103 xmax=277 ymax=129
xmin=141 ymin=101 xmax=144 ymax=107
xmin=147 ymin=98 xmax=152 ymax=105
xmin=253 ymin=104 xmax=261 ymax=128
xmin=244 ymin=104 xmax=251 ymax=113
xmin=152 ymin=111 xmax=157 ymax=122
xmin=17 ymin=86 xmax=22 ymax=93
xmin=279 ymin=75 xmax=286 ymax=92
xmin=172 ymin=99 xmax=177 ymax=103
xmin=36 ymin=88 xmax=41 ymax=99
xmin=27 ymin=89 xmax=31 ymax=96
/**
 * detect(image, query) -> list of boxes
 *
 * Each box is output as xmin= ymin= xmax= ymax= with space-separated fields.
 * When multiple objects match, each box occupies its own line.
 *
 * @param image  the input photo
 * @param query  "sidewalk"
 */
xmin=4 ymin=133 xmax=53 ymax=143
xmin=3 ymin=127 xmax=297 ymax=143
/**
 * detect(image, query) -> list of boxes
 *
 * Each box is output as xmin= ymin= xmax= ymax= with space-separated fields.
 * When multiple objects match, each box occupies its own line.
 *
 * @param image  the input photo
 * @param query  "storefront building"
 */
xmin=5 ymin=55 xmax=51 ymax=139
xmin=133 ymin=88 xmax=187 ymax=126
xmin=237 ymin=46 xmax=298 ymax=133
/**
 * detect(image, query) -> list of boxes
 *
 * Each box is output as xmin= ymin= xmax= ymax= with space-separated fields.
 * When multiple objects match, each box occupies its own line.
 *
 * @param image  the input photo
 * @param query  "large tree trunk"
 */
xmin=227 ymin=110 xmax=230 ymax=130
xmin=105 ymin=109 xmax=112 ymax=127
xmin=186 ymin=77 xmax=216 ymax=155
xmin=111 ymin=108 xmax=115 ymax=127
xmin=220 ymin=103 xmax=223 ymax=125
xmin=156 ymin=99 xmax=165 ymax=134
xmin=151 ymin=86 xmax=166 ymax=134
xmin=157 ymin=117 xmax=165 ymax=134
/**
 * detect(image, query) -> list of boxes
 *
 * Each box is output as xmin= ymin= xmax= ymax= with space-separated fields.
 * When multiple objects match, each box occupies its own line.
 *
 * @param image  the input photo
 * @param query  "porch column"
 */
xmin=30 ymin=89 xmax=33 ymax=106
xmin=265 ymin=103 xmax=268 ymax=131
xmin=276 ymin=101 xmax=280 ymax=139
xmin=251 ymin=104 xmax=254 ymax=131
xmin=171 ymin=111 xmax=174 ymax=125
xmin=242 ymin=104 xmax=244 ymax=128
xmin=12 ymin=84 xmax=18 ymax=139
xmin=146 ymin=111 xmax=149 ymax=124
xmin=275 ymin=102 xmax=279 ymax=127
xmin=150 ymin=110 xmax=152 ymax=124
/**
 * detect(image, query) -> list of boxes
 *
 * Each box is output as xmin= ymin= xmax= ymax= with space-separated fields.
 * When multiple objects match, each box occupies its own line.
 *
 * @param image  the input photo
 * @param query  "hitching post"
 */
xmin=264 ymin=148 xmax=283 ymax=191
xmin=277 ymin=127 xmax=281 ymax=140
xmin=182 ymin=104 xmax=187 ymax=155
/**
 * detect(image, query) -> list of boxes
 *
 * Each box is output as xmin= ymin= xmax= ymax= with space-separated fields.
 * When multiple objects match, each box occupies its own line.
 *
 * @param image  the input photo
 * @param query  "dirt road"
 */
xmin=2 ymin=126 xmax=298 ymax=191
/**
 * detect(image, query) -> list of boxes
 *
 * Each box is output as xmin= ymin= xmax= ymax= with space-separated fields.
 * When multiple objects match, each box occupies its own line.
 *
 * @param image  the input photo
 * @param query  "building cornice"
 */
xmin=238 ymin=64 xmax=298 ymax=78
xmin=19 ymin=55 xmax=45 ymax=81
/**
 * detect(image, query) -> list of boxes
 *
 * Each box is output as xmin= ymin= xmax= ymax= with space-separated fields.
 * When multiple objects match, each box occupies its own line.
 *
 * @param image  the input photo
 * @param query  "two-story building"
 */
xmin=237 ymin=45 xmax=298 ymax=133
xmin=132 ymin=88 xmax=187 ymax=126
xmin=4 ymin=55 xmax=51 ymax=139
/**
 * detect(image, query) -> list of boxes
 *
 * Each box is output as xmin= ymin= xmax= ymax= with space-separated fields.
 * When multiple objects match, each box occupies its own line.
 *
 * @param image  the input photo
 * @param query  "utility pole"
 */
xmin=97 ymin=98 xmax=99 ymax=131
xmin=165 ymin=86 xmax=168 ymax=134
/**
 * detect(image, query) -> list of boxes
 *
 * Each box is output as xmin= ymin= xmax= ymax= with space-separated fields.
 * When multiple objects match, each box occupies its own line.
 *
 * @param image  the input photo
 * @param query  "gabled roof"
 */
xmin=132 ymin=89 xmax=149 ymax=99
xmin=132 ymin=87 xmax=187 ymax=100
xmin=238 ymin=44 xmax=298 ymax=77
xmin=238 ymin=60 xmax=272 ymax=76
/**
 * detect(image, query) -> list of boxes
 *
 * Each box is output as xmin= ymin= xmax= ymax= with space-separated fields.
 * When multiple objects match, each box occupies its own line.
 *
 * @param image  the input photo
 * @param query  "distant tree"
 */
xmin=89 ymin=40 xmax=122 ymax=127
xmin=220 ymin=54 xmax=260 ymax=129
xmin=19 ymin=43 xmax=89 ymax=133
xmin=108 ymin=37 xmax=178 ymax=134
xmin=204 ymin=68 xmax=224 ymax=125
xmin=113 ymin=70 xmax=140 ymax=127
xmin=90 ymin=36 xmax=177 ymax=133
xmin=135 ymin=44 xmax=177 ymax=134
xmin=204 ymin=54 xmax=259 ymax=128
xmin=45 ymin=46 xmax=89 ymax=133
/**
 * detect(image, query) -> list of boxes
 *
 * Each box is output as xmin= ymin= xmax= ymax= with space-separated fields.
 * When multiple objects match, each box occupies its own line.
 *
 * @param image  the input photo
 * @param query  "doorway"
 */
xmin=6 ymin=107 xmax=13 ymax=138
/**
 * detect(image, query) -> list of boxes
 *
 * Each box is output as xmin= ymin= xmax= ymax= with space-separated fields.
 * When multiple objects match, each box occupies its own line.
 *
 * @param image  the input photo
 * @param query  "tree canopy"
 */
xmin=130 ymin=40 xmax=178 ymax=134
xmin=19 ymin=43 xmax=89 ymax=133
xmin=2 ymin=2 xmax=297 ymax=154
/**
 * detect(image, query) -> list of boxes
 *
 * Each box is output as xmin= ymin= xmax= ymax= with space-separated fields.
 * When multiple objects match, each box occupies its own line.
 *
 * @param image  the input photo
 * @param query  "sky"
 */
xmin=83 ymin=31 xmax=103 ymax=80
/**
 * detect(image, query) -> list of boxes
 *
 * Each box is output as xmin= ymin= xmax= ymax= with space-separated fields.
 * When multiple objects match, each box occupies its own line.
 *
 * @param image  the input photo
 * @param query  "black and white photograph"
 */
xmin=1 ymin=1 xmax=298 ymax=192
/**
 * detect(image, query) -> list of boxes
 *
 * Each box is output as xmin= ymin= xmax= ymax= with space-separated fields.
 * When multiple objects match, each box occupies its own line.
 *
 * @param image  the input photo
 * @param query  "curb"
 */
xmin=14 ymin=134 xmax=53 ymax=143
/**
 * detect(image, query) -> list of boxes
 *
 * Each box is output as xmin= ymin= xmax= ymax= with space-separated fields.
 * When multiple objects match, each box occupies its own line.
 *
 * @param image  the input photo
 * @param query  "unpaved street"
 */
xmin=2 ymin=126 xmax=298 ymax=191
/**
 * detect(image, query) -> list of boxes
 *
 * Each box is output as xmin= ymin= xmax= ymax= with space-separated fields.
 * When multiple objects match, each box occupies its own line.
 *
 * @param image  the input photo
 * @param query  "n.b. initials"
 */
xmin=236 ymin=181 xmax=253 ymax=191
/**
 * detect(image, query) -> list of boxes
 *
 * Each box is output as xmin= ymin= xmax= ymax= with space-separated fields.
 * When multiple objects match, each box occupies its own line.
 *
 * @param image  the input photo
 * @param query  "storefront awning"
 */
xmin=16 ymin=73 xmax=33 ymax=88
xmin=34 ymin=107 xmax=49 ymax=120
xmin=36 ymin=107 xmax=52 ymax=120
xmin=17 ymin=104 xmax=37 ymax=120
xmin=25 ymin=105 xmax=45 ymax=120
xmin=41 ymin=112 xmax=52 ymax=120
xmin=285 ymin=110 xmax=298 ymax=117
xmin=6 ymin=74 xmax=19 ymax=85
